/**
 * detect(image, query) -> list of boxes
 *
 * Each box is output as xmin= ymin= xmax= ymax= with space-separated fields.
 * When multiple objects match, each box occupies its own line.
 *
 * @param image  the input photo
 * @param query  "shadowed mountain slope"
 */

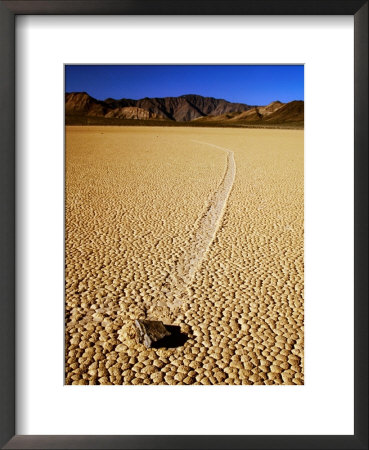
xmin=65 ymin=92 xmax=254 ymax=122
xmin=195 ymin=100 xmax=304 ymax=126
xmin=263 ymin=100 xmax=304 ymax=123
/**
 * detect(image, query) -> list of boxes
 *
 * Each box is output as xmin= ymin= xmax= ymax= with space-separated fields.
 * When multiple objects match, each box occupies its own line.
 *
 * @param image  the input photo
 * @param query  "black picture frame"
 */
xmin=0 ymin=1 xmax=367 ymax=449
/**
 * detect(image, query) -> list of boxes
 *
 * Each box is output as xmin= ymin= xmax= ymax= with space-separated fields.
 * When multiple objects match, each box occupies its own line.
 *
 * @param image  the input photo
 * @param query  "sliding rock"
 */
xmin=134 ymin=320 xmax=171 ymax=348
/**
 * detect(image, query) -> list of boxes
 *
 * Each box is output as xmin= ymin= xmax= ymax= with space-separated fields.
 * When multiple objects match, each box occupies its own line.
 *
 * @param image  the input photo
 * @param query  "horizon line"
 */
xmin=65 ymin=91 xmax=304 ymax=106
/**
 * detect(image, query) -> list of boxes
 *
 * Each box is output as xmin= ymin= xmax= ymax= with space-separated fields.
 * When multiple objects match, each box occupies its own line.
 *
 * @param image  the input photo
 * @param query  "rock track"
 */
xmin=165 ymin=140 xmax=236 ymax=313
xmin=71 ymin=138 xmax=236 ymax=321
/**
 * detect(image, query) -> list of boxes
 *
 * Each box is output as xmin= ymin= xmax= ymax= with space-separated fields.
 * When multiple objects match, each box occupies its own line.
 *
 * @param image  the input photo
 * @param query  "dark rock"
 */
xmin=134 ymin=320 xmax=171 ymax=348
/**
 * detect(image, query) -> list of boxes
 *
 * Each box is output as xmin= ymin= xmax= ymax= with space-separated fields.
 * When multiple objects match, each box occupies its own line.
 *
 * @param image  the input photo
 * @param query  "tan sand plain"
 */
xmin=65 ymin=126 xmax=304 ymax=385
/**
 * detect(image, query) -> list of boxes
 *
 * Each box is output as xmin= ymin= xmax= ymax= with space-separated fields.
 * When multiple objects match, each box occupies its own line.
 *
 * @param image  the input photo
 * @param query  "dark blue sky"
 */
xmin=65 ymin=65 xmax=304 ymax=105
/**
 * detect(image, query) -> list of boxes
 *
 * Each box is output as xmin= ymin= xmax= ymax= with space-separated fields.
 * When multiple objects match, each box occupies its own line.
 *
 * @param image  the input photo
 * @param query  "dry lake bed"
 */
xmin=65 ymin=126 xmax=304 ymax=385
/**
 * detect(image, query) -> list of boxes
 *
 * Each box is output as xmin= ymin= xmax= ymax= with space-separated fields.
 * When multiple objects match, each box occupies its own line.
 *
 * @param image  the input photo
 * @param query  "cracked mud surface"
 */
xmin=65 ymin=126 xmax=304 ymax=385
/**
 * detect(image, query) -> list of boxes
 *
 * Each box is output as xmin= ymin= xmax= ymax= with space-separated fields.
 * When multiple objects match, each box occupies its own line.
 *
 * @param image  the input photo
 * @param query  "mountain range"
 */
xmin=65 ymin=92 xmax=304 ymax=127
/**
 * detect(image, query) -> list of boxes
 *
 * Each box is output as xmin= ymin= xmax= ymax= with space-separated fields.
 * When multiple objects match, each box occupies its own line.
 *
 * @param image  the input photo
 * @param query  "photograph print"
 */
xmin=65 ymin=64 xmax=304 ymax=385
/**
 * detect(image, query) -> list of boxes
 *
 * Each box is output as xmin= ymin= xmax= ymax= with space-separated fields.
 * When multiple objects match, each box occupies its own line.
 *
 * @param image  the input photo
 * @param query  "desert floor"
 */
xmin=65 ymin=126 xmax=304 ymax=385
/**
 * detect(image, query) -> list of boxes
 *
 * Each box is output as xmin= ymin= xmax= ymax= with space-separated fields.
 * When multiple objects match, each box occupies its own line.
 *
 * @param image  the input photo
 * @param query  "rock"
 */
xmin=134 ymin=320 xmax=171 ymax=348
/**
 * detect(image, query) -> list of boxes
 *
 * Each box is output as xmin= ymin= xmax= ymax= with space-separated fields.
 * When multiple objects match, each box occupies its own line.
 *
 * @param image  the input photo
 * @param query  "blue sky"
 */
xmin=65 ymin=65 xmax=304 ymax=105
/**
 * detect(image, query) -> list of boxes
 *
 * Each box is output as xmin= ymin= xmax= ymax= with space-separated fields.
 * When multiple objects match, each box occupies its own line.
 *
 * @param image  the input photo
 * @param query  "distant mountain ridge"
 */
xmin=65 ymin=92 xmax=304 ymax=127
xmin=65 ymin=92 xmax=254 ymax=122
xmin=195 ymin=100 xmax=304 ymax=125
